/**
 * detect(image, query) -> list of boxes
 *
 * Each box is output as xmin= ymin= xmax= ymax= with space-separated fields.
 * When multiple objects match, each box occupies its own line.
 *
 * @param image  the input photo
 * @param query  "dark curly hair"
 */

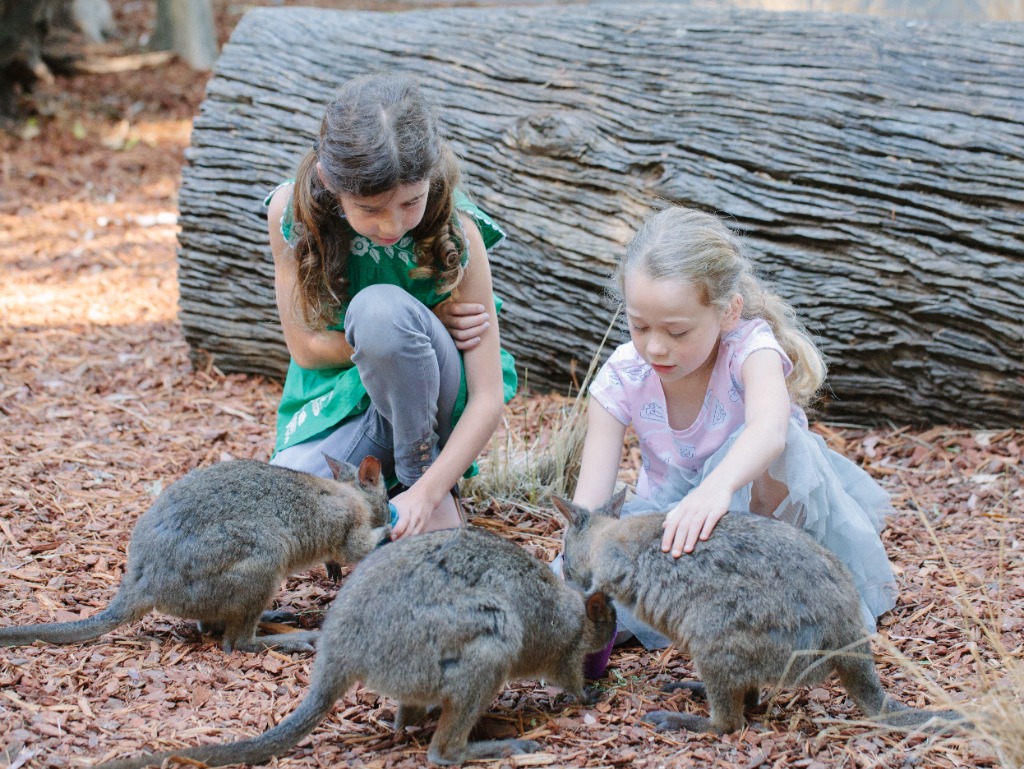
xmin=289 ymin=73 xmax=465 ymax=330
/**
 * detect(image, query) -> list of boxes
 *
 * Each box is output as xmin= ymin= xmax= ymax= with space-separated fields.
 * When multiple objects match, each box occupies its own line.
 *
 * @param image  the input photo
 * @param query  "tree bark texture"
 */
xmin=177 ymin=4 xmax=1024 ymax=427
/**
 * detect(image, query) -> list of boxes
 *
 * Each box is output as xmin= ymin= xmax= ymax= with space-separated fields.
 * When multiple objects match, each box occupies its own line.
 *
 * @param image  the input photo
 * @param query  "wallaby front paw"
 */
xmin=324 ymin=561 xmax=343 ymax=581
xmin=582 ymin=684 xmax=605 ymax=705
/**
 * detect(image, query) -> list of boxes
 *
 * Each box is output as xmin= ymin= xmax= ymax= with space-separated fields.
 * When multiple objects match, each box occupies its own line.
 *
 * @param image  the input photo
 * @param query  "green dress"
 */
xmin=269 ymin=185 xmax=518 ymax=474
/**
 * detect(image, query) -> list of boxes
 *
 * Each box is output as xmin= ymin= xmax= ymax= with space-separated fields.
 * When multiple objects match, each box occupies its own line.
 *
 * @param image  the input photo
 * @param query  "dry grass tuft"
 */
xmin=858 ymin=480 xmax=1024 ymax=769
xmin=464 ymin=312 xmax=620 ymax=509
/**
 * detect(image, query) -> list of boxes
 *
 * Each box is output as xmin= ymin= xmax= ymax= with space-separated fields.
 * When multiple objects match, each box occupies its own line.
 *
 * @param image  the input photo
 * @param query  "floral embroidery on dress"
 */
xmin=351 ymin=234 xmax=416 ymax=265
xmin=351 ymin=237 xmax=370 ymax=257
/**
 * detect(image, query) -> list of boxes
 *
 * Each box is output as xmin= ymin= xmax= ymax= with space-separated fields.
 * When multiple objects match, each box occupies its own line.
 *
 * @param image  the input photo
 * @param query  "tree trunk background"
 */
xmin=177 ymin=4 xmax=1024 ymax=427
xmin=152 ymin=0 xmax=218 ymax=70
xmin=0 ymin=0 xmax=58 ymax=116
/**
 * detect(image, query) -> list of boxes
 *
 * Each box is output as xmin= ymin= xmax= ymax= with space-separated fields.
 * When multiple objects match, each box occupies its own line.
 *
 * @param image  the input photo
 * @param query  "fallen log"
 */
xmin=177 ymin=4 xmax=1024 ymax=426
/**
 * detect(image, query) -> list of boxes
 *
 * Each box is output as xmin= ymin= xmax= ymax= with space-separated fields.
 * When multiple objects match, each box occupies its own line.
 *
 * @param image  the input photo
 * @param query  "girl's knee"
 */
xmin=270 ymin=444 xmax=327 ymax=477
xmin=346 ymin=285 xmax=415 ymax=326
xmin=345 ymin=285 xmax=427 ymax=352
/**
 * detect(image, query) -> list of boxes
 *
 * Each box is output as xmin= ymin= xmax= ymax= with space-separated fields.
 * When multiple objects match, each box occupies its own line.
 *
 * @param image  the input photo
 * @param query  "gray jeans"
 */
xmin=271 ymin=284 xmax=462 ymax=484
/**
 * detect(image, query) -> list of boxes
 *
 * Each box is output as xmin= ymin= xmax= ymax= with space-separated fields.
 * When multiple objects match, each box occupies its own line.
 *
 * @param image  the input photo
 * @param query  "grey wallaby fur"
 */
xmin=92 ymin=526 xmax=617 ymax=768
xmin=0 ymin=455 xmax=391 ymax=654
xmin=555 ymin=490 xmax=964 ymax=735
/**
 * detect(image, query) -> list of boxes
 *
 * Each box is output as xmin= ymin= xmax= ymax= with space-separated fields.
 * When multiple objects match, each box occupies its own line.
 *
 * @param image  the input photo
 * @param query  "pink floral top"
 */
xmin=589 ymin=318 xmax=807 ymax=499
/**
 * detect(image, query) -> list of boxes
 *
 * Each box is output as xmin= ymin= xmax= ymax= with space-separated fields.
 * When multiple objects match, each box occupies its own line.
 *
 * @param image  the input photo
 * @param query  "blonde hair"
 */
xmin=290 ymin=73 xmax=464 ymax=330
xmin=613 ymin=207 xmax=827 ymax=405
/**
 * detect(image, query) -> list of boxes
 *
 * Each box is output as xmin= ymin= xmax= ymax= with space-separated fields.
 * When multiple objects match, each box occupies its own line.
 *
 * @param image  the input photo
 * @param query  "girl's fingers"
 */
xmin=670 ymin=529 xmax=687 ymax=558
xmin=666 ymin=519 xmax=690 ymax=558
xmin=680 ymin=524 xmax=699 ymax=556
xmin=449 ymin=306 xmax=488 ymax=324
xmin=461 ymin=318 xmax=490 ymax=335
xmin=453 ymin=320 xmax=489 ymax=339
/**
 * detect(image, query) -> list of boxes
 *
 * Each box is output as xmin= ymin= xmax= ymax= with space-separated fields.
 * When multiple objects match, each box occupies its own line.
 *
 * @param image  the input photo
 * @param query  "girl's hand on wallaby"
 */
xmin=434 ymin=299 xmax=490 ymax=350
xmin=662 ymin=483 xmax=733 ymax=557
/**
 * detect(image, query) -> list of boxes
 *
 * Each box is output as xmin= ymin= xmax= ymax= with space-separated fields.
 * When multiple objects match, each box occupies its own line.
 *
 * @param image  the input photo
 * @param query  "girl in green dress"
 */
xmin=265 ymin=73 xmax=516 ymax=540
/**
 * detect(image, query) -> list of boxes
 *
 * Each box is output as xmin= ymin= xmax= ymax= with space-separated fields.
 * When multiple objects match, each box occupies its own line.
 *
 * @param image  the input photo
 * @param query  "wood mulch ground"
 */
xmin=1 ymin=2 xmax=1021 ymax=768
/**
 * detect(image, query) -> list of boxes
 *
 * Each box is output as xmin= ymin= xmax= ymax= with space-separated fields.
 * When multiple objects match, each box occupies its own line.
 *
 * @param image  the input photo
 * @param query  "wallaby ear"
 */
xmin=324 ymin=453 xmax=357 ymax=483
xmin=357 ymin=455 xmax=383 ymax=489
xmin=603 ymin=486 xmax=627 ymax=519
xmin=585 ymin=592 xmax=616 ymax=624
xmin=552 ymin=495 xmax=583 ymax=526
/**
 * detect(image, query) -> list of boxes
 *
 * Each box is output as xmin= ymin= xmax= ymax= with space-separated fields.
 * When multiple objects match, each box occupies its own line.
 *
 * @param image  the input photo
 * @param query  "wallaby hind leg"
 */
xmin=743 ymin=687 xmax=761 ymax=710
xmin=644 ymin=680 xmax=748 ymax=734
xmin=662 ymin=679 xmax=759 ymax=708
xmin=260 ymin=609 xmax=300 ymax=624
xmin=250 ymin=630 xmax=319 ymax=654
xmin=220 ymin=609 xmax=318 ymax=654
xmin=663 ymin=680 xmax=707 ymax=699
xmin=225 ymin=626 xmax=319 ymax=654
xmin=426 ymin=686 xmax=540 ymax=765
xmin=395 ymin=703 xmax=440 ymax=730
xmin=200 ymin=614 xmax=304 ymax=638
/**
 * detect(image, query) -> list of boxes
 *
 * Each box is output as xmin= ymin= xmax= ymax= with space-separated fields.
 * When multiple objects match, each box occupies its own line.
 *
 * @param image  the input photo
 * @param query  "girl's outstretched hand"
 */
xmin=434 ymin=300 xmax=490 ymax=350
xmin=662 ymin=483 xmax=733 ymax=557
xmin=388 ymin=487 xmax=435 ymax=539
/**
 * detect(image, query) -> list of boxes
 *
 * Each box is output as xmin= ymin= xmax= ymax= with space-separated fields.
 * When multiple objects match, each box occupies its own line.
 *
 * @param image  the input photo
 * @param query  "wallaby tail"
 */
xmin=0 ymin=589 xmax=144 ymax=647
xmin=876 ymin=701 xmax=967 ymax=732
xmin=93 ymin=673 xmax=348 ymax=769
xmin=828 ymin=639 xmax=887 ymax=713
xmin=836 ymin=654 xmax=966 ymax=733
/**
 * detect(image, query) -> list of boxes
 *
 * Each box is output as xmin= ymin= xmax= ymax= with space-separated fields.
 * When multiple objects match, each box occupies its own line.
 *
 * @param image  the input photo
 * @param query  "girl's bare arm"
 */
xmin=391 ymin=215 xmax=506 ymax=536
xmin=662 ymin=347 xmax=791 ymax=556
xmin=572 ymin=399 xmax=628 ymax=510
xmin=267 ymin=184 xmax=355 ymax=370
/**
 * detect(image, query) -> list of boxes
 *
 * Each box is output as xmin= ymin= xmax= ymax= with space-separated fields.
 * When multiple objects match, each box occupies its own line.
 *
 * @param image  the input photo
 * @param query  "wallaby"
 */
xmin=93 ymin=526 xmax=617 ymax=768
xmin=554 ymin=490 xmax=963 ymax=735
xmin=0 ymin=455 xmax=391 ymax=654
